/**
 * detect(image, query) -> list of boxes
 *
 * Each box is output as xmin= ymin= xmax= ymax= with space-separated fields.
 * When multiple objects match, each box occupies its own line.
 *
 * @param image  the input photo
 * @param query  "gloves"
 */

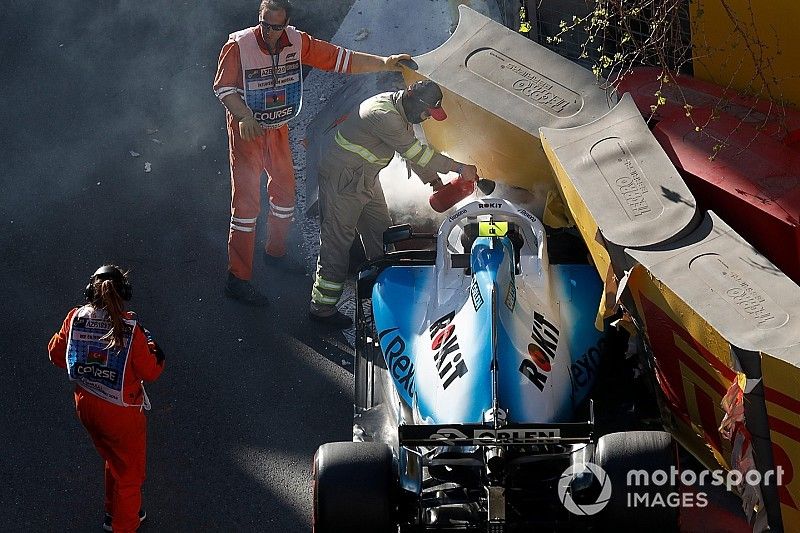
xmin=149 ymin=341 xmax=165 ymax=364
xmin=459 ymin=164 xmax=479 ymax=182
xmin=140 ymin=325 xmax=165 ymax=364
xmin=239 ymin=115 xmax=263 ymax=141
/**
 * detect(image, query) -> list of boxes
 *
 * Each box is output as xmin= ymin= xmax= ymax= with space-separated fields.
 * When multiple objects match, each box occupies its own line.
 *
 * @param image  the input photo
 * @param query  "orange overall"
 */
xmin=49 ymin=308 xmax=164 ymax=533
xmin=213 ymin=25 xmax=353 ymax=280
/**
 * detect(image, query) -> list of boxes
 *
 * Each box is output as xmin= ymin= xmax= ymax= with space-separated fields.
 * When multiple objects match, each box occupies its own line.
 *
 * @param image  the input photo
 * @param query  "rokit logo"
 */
xmin=378 ymin=328 xmax=416 ymax=398
xmin=519 ymin=312 xmax=559 ymax=391
xmin=478 ymin=202 xmax=502 ymax=209
xmin=429 ymin=311 xmax=469 ymax=389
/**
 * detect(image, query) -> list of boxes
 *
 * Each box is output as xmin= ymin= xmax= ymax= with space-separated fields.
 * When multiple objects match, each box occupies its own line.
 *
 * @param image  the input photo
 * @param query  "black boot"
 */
xmin=308 ymin=310 xmax=353 ymax=329
xmin=225 ymin=273 xmax=269 ymax=306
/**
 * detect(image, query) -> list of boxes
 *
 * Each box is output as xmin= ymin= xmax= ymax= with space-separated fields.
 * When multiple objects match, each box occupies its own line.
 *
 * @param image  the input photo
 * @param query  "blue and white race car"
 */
xmin=313 ymin=199 xmax=680 ymax=532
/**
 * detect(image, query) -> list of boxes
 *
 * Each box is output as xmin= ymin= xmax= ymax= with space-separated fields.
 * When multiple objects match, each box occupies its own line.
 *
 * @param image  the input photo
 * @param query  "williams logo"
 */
xmin=429 ymin=311 xmax=469 ymax=389
xmin=505 ymin=280 xmax=516 ymax=312
xmin=519 ymin=311 xmax=559 ymax=391
xmin=470 ymin=279 xmax=484 ymax=311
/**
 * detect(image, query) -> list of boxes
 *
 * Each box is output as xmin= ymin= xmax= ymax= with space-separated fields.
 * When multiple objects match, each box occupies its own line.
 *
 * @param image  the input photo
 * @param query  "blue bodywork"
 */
xmin=372 ymin=230 xmax=604 ymax=426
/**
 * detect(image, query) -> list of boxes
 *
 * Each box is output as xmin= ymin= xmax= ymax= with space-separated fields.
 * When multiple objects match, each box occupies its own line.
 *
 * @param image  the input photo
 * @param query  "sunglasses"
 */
xmin=260 ymin=21 xmax=287 ymax=32
xmin=417 ymin=96 xmax=442 ymax=109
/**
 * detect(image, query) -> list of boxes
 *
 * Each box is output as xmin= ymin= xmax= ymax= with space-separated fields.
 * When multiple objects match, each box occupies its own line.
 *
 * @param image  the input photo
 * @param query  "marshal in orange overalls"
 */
xmin=213 ymin=24 xmax=354 ymax=280
xmin=49 ymin=307 xmax=164 ymax=533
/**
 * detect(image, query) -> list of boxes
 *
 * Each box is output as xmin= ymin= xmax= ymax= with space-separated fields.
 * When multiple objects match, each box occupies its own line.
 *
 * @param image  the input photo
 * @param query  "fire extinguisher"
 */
xmin=429 ymin=175 xmax=496 ymax=213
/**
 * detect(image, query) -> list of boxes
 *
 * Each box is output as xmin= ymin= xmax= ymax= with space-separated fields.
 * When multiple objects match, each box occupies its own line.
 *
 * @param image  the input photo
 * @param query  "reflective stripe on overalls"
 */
xmin=334 ymin=131 xmax=392 ymax=166
xmin=333 ymin=99 xmax=435 ymax=168
xmin=311 ymin=275 xmax=344 ymax=307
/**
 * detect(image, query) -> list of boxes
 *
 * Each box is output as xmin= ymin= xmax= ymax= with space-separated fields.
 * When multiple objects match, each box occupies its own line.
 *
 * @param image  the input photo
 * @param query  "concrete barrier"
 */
xmin=403 ymin=5 xmax=614 ymax=191
xmin=626 ymin=211 xmax=800 ymax=530
xmin=539 ymin=93 xmax=700 ymax=279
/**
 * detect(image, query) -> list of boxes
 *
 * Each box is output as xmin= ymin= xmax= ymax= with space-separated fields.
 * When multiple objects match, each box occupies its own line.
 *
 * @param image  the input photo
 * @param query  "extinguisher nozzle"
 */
xmin=477 ymin=178 xmax=496 ymax=195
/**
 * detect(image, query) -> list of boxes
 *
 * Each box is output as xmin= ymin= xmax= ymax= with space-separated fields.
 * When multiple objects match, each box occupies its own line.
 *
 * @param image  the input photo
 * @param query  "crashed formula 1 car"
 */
xmin=313 ymin=199 xmax=680 ymax=532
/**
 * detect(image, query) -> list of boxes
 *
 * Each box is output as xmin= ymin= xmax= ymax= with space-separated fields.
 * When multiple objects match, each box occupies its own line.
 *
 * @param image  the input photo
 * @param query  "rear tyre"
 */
xmin=313 ymin=441 xmax=395 ymax=533
xmin=595 ymin=431 xmax=679 ymax=532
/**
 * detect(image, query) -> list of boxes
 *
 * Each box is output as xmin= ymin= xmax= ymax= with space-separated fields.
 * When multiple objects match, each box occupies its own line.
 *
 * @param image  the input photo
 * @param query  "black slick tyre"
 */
xmin=595 ymin=430 xmax=679 ymax=532
xmin=313 ymin=441 xmax=395 ymax=533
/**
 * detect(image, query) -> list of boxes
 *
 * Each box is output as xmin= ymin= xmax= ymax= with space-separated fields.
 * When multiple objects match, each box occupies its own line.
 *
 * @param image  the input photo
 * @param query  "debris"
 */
xmin=319 ymin=96 xmax=327 ymax=103
xmin=354 ymin=28 xmax=369 ymax=41
xmin=146 ymin=128 xmax=158 ymax=135
xmin=96 ymin=182 xmax=101 ymax=186
xmin=341 ymin=359 xmax=352 ymax=366
xmin=201 ymin=145 xmax=207 ymax=151
xmin=144 ymin=162 xmax=152 ymax=173
xmin=129 ymin=150 xmax=140 ymax=157
xmin=237 ymin=338 xmax=243 ymax=342
xmin=150 ymin=138 xmax=163 ymax=145
xmin=58 ymin=43 xmax=64 ymax=48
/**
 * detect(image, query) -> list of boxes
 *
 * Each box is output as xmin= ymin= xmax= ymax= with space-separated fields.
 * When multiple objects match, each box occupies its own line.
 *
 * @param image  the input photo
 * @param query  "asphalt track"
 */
xmin=0 ymin=2 xmax=753 ymax=532
xmin=0 ymin=2 xmax=357 ymax=531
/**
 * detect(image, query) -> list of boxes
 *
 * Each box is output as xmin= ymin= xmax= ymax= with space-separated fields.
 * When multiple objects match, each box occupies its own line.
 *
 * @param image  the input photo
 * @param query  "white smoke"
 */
xmin=379 ymin=156 xmax=449 ymax=233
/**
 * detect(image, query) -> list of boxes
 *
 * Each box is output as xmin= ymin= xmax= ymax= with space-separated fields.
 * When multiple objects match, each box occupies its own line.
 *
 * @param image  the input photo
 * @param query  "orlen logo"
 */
xmin=519 ymin=311 xmax=559 ymax=391
xmin=429 ymin=311 xmax=468 ymax=389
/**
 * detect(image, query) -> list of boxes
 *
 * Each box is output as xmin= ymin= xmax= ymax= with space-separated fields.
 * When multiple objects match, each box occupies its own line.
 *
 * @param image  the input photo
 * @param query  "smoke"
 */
xmin=0 ymin=2 xmax=251 ymax=204
xmin=379 ymin=157 xmax=447 ymax=233
xmin=379 ymin=156 xmax=551 ymax=238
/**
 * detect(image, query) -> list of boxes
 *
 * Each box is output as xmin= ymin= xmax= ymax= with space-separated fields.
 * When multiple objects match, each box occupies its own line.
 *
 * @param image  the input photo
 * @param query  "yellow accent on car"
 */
xmin=478 ymin=221 xmax=508 ymax=237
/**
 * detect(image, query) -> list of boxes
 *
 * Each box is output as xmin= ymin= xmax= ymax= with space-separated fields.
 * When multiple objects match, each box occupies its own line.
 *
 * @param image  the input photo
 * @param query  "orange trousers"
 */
xmin=75 ymin=388 xmax=147 ymax=533
xmin=227 ymin=120 xmax=296 ymax=280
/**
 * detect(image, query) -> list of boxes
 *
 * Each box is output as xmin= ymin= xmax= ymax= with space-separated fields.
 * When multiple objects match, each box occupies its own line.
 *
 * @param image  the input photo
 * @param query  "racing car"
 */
xmin=313 ymin=199 xmax=680 ymax=532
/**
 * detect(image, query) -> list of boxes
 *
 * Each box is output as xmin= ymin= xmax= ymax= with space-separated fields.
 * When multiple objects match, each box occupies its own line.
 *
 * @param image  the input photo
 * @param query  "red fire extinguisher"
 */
xmin=429 ymin=175 xmax=496 ymax=213
xmin=429 ymin=174 xmax=475 ymax=213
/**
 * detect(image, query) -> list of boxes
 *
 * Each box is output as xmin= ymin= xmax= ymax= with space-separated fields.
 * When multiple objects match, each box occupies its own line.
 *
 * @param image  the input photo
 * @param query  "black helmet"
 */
xmin=84 ymin=265 xmax=132 ymax=301
xmin=403 ymin=80 xmax=447 ymax=123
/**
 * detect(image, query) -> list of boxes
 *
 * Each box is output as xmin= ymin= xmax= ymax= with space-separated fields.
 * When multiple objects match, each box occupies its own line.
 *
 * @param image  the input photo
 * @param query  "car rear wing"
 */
xmin=399 ymin=421 xmax=594 ymax=446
